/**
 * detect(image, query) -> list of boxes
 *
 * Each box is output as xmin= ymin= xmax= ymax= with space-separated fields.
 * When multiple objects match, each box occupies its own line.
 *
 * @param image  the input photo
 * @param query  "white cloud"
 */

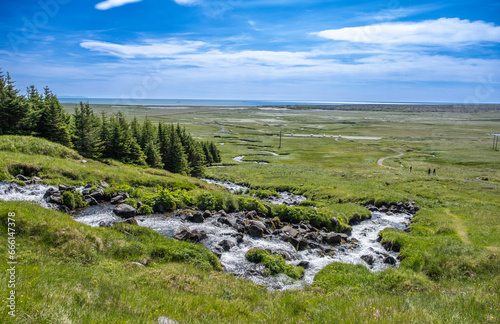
xmin=315 ymin=18 xmax=500 ymax=45
xmin=95 ymin=0 xmax=142 ymax=10
xmin=80 ymin=40 xmax=208 ymax=58
xmin=173 ymin=0 xmax=198 ymax=5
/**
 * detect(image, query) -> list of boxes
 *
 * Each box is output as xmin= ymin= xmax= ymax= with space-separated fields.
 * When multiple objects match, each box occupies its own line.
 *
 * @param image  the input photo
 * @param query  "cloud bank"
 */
xmin=315 ymin=18 xmax=500 ymax=45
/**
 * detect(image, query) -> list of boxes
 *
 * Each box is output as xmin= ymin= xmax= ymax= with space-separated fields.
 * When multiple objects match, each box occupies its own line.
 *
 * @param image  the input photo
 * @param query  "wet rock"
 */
xmin=217 ymin=239 xmax=235 ymax=251
xmin=173 ymin=227 xmax=207 ymax=242
xmin=323 ymin=232 xmax=348 ymax=245
xmin=187 ymin=211 xmax=204 ymax=223
xmin=217 ymin=217 xmax=233 ymax=227
xmin=218 ymin=210 xmax=227 ymax=217
xmin=378 ymin=205 xmax=388 ymax=213
xmin=154 ymin=203 xmax=166 ymax=213
xmin=285 ymin=236 xmax=309 ymax=251
xmin=303 ymin=231 xmax=320 ymax=243
xmin=123 ymin=218 xmax=139 ymax=226
xmin=100 ymin=180 xmax=110 ymax=189
xmin=382 ymin=241 xmax=401 ymax=253
xmin=43 ymin=187 xmax=58 ymax=199
xmin=383 ymin=256 xmax=397 ymax=265
xmin=58 ymin=184 xmax=75 ymax=192
xmin=30 ymin=176 xmax=42 ymax=184
xmin=58 ymin=205 xmax=71 ymax=213
xmin=15 ymin=174 xmax=29 ymax=182
xmin=245 ymin=210 xmax=260 ymax=221
xmin=110 ymin=195 xmax=125 ymax=204
xmin=82 ymin=188 xmax=91 ymax=195
xmin=264 ymin=217 xmax=283 ymax=230
xmin=348 ymin=214 xmax=362 ymax=225
xmin=49 ymin=195 xmax=62 ymax=204
xmin=247 ymin=221 xmax=270 ymax=237
xmin=84 ymin=196 xmax=99 ymax=206
xmin=113 ymin=204 xmax=137 ymax=218
xmin=89 ymin=189 xmax=104 ymax=201
xmin=297 ymin=261 xmax=310 ymax=269
xmin=233 ymin=233 xmax=244 ymax=243
xmin=361 ymin=255 xmax=375 ymax=266
xmin=281 ymin=225 xmax=299 ymax=238
xmin=203 ymin=210 xmax=213 ymax=218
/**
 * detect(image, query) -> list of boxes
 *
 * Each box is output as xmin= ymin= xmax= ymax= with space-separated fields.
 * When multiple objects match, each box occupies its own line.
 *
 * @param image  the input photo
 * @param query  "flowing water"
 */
xmin=201 ymin=179 xmax=307 ymax=206
xmin=0 ymin=181 xmax=412 ymax=290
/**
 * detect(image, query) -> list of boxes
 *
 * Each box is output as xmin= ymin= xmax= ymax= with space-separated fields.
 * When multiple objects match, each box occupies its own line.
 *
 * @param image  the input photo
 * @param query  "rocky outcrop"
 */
xmin=173 ymin=227 xmax=207 ymax=242
xmin=186 ymin=211 xmax=205 ymax=223
xmin=113 ymin=204 xmax=137 ymax=218
xmin=361 ymin=254 xmax=375 ymax=266
xmin=323 ymin=232 xmax=348 ymax=245
xmin=247 ymin=221 xmax=270 ymax=237
xmin=365 ymin=201 xmax=419 ymax=215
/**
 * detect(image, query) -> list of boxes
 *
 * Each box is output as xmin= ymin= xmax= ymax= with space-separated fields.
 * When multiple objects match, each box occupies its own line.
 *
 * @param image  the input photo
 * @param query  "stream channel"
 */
xmin=0 ymin=181 xmax=412 ymax=291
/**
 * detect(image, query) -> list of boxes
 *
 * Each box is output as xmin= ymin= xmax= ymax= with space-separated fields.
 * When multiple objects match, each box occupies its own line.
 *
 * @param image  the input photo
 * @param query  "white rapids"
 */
xmin=0 ymin=181 xmax=412 ymax=291
xmin=201 ymin=179 xmax=307 ymax=206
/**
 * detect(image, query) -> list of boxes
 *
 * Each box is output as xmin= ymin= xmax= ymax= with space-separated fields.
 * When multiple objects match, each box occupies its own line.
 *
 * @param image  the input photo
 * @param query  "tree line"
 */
xmin=0 ymin=70 xmax=221 ymax=177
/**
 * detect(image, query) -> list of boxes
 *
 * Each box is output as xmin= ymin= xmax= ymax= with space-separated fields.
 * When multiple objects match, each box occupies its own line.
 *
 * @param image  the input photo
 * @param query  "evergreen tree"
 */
xmin=0 ymin=71 xmax=30 ymax=135
xmin=202 ymin=141 xmax=214 ymax=165
xmin=36 ymin=87 xmax=72 ymax=147
xmin=108 ymin=112 xmax=146 ymax=165
xmin=175 ymin=124 xmax=205 ymax=176
xmin=73 ymin=102 xmax=102 ymax=158
xmin=141 ymin=116 xmax=156 ymax=149
xmin=99 ymin=112 xmax=111 ymax=158
xmin=209 ymin=141 xmax=222 ymax=163
xmin=144 ymin=141 xmax=164 ymax=168
xmin=130 ymin=116 xmax=141 ymax=147
xmin=164 ymin=124 xmax=188 ymax=175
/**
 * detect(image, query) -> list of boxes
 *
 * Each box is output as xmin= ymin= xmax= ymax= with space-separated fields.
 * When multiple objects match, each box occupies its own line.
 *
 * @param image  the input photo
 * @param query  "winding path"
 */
xmin=377 ymin=148 xmax=405 ymax=169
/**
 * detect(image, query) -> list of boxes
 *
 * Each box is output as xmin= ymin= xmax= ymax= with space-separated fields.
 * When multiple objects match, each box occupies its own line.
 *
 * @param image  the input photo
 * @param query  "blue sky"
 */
xmin=1 ymin=0 xmax=499 ymax=103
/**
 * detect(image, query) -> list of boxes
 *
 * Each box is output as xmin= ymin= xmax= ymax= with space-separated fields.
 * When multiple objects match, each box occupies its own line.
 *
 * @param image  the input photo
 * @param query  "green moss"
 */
xmin=245 ymin=248 xmax=305 ymax=279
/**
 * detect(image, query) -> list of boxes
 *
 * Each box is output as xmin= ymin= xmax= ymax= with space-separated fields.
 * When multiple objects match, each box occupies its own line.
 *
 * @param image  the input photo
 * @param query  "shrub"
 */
xmin=238 ymin=197 xmax=267 ymax=215
xmin=62 ymin=191 xmax=87 ymax=210
xmin=245 ymin=248 xmax=305 ymax=279
xmin=138 ymin=204 xmax=154 ymax=215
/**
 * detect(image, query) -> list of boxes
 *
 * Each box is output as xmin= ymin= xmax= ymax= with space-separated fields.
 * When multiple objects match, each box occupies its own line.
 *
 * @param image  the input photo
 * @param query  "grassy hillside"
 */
xmin=1 ymin=119 xmax=499 ymax=323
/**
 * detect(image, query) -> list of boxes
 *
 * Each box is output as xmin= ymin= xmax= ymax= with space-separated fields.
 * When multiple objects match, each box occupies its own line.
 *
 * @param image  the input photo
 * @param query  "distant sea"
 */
xmin=58 ymin=98 xmax=450 ymax=107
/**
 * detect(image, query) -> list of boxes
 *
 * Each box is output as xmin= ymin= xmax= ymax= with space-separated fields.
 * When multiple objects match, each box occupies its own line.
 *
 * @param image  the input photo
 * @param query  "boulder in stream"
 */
xmin=173 ymin=227 xmax=207 ymax=242
xmin=323 ymin=232 xmax=348 ymax=245
xmin=113 ymin=204 xmax=137 ymax=218
xmin=247 ymin=221 xmax=270 ymax=237
xmin=187 ymin=211 xmax=205 ymax=223
xmin=361 ymin=254 xmax=375 ymax=266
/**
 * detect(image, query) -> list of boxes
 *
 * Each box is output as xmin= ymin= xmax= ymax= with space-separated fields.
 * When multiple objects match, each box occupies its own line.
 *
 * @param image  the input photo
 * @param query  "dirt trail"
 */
xmin=377 ymin=148 xmax=405 ymax=169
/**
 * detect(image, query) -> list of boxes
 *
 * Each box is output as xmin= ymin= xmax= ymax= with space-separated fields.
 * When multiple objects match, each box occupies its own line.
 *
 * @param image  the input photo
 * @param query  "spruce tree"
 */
xmin=144 ymin=141 xmax=164 ymax=168
xmin=37 ymin=87 xmax=72 ymax=147
xmin=73 ymin=102 xmax=102 ymax=158
xmin=99 ymin=112 xmax=111 ymax=158
xmin=164 ymin=124 xmax=188 ymax=175
xmin=0 ymin=71 xmax=30 ymax=135
xmin=130 ymin=116 xmax=141 ymax=147
xmin=202 ymin=141 xmax=214 ymax=165
xmin=209 ymin=141 xmax=222 ymax=163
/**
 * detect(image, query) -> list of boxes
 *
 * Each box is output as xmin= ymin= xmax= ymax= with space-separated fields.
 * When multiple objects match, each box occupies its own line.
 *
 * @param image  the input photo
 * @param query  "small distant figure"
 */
xmin=433 ymin=169 xmax=436 ymax=175
xmin=410 ymin=166 xmax=412 ymax=173
xmin=428 ymin=168 xmax=431 ymax=175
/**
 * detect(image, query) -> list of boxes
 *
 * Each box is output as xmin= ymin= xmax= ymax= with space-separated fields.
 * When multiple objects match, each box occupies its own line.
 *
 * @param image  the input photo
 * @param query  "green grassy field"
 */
xmin=1 ymin=105 xmax=499 ymax=323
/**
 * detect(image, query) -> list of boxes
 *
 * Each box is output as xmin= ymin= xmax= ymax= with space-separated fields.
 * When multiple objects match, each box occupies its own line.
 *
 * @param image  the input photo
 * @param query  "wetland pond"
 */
xmin=0 ymin=181 xmax=412 ymax=291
